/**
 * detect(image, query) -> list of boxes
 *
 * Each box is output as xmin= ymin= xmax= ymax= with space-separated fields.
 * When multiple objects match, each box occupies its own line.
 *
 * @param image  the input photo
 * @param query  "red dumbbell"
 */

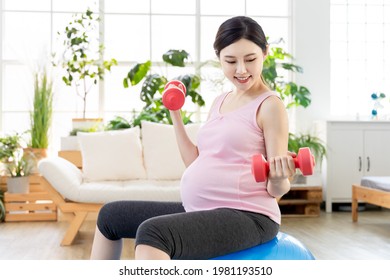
xmin=162 ymin=80 xmax=186 ymax=111
xmin=251 ymin=147 xmax=315 ymax=183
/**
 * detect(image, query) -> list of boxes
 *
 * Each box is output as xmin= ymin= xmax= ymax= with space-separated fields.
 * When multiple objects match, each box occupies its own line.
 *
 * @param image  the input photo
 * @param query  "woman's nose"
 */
xmin=236 ymin=61 xmax=247 ymax=74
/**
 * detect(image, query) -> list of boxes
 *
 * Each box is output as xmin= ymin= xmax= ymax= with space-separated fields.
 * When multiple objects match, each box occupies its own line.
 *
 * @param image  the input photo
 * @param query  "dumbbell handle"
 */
xmin=260 ymin=157 xmax=308 ymax=171
xmin=252 ymin=147 xmax=315 ymax=183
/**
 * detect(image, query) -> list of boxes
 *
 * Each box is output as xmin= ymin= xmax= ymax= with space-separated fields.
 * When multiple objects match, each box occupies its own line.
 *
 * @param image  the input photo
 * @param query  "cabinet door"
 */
xmin=364 ymin=130 xmax=390 ymax=176
xmin=327 ymin=129 xmax=363 ymax=204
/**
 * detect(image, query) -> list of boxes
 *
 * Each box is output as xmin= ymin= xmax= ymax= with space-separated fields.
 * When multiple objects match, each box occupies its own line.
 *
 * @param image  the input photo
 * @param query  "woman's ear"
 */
xmin=263 ymin=45 xmax=269 ymax=57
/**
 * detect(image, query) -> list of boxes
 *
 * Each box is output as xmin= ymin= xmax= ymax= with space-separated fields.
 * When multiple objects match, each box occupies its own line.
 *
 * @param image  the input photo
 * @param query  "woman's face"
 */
xmin=219 ymin=38 xmax=267 ymax=93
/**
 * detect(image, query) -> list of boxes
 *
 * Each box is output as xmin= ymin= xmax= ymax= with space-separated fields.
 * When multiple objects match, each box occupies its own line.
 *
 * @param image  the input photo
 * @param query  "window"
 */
xmin=0 ymin=0 xmax=291 ymax=152
xmin=330 ymin=0 xmax=390 ymax=118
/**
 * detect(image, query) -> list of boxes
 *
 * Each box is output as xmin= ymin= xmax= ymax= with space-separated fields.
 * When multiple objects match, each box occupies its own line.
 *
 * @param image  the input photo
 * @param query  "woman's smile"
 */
xmin=235 ymin=75 xmax=252 ymax=83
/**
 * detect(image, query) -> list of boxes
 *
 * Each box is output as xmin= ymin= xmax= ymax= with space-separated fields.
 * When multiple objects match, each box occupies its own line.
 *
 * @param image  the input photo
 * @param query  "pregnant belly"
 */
xmin=180 ymin=158 xmax=245 ymax=211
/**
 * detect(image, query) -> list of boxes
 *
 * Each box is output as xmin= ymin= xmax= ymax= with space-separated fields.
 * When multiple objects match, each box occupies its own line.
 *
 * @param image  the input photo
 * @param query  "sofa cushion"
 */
xmin=38 ymin=157 xmax=83 ymax=201
xmin=39 ymin=157 xmax=181 ymax=203
xmin=75 ymin=180 xmax=181 ymax=203
xmin=78 ymin=127 xmax=147 ymax=182
xmin=141 ymin=121 xmax=200 ymax=180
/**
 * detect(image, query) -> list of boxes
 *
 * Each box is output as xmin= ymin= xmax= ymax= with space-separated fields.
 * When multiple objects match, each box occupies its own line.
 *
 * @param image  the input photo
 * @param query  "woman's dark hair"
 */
xmin=213 ymin=16 xmax=268 ymax=57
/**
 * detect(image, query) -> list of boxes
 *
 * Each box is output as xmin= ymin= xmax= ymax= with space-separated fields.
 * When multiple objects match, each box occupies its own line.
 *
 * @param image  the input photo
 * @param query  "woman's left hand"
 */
xmin=267 ymin=154 xmax=296 ymax=182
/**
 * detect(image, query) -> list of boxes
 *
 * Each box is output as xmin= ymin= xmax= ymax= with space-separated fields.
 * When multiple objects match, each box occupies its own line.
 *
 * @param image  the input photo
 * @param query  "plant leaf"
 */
xmin=282 ymin=63 xmax=303 ymax=73
xmin=124 ymin=60 xmax=151 ymax=87
xmin=162 ymin=50 xmax=189 ymax=67
xmin=140 ymin=74 xmax=166 ymax=107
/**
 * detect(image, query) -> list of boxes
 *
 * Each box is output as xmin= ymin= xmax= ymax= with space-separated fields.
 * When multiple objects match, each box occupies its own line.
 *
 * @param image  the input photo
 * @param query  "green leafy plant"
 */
xmin=0 ymin=134 xmax=20 ymax=161
xmin=68 ymin=126 xmax=102 ymax=136
xmin=55 ymin=8 xmax=117 ymax=118
xmin=105 ymin=116 xmax=132 ymax=131
xmin=0 ymin=134 xmax=33 ymax=178
xmin=262 ymin=41 xmax=311 ymax=109
xmin=288 ymin=133 xmax=326 ymax=167
xmin=5 ymin=154 xmax=33 ymax=177
xmin=122 ymin=49 xmax=205 ymax=127
xmin=30 ymin=69 xmax=53 ymax=149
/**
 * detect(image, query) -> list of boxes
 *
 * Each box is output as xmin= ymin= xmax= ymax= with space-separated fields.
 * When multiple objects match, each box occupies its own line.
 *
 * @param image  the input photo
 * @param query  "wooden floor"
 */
xmin=1 ymin=207 xmax=390 ymax=260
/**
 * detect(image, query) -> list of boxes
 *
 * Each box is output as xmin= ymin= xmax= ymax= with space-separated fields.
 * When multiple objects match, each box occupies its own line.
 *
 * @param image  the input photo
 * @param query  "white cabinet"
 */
xmin=325 ymin=121 xmax=390 ymax=212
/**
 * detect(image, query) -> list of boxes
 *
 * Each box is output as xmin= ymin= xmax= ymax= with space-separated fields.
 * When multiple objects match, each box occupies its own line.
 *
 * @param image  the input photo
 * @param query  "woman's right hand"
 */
xmin=287 ymin=151 xmax=296 ymax=158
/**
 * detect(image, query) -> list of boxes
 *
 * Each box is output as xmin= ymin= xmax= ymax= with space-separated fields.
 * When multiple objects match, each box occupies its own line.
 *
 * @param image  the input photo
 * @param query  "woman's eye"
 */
xmin=246 ymin=58 xmax=256 ymax=62
xmin=225 ymin=61 xmax=236 ymax=64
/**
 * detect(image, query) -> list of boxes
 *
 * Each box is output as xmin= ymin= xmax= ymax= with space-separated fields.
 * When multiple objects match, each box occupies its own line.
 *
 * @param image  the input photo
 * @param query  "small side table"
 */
xmin=278 ymin=185 xmax=322 ymax=217
xmin=3 ymin=175 xmax=57 ymax=222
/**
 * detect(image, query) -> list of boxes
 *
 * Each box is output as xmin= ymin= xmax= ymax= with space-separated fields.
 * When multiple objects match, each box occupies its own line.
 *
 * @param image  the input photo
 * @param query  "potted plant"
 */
xmin=0 ymin=134 xmax=33 ymax=193
xmin=122 ymin=49 xmax=205 ymax=127
xmin=25 ymin=68 xmax=53 ymax=171
xmin=288 ymin=132 xmax=326 ymax=183
xmin=262 ymin=39 xmax=311 ymax=109
xmin=54 ymin=8 xmax=117 ymax=127
xmin=105 ymin=115 xmax=132 ymax=131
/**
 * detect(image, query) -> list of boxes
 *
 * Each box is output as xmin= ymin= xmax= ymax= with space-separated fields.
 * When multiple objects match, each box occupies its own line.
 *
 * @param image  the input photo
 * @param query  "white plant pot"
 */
xmin=60 ymin=136 xmax=80 ymax=151
xmin=7 ymin=176 xmax=30 ymax=194
xmin=72 ymin=118 xmax=103 ymax=131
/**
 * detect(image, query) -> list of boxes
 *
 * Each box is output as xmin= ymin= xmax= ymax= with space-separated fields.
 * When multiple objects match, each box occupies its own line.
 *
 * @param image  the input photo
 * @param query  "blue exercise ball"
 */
xmin=212 ymin=232 xmax=315 ymax=260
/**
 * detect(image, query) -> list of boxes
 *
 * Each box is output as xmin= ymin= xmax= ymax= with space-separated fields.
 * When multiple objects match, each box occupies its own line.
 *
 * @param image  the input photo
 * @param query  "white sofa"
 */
xmin=38 ymin=121 xmax=200 ymax=246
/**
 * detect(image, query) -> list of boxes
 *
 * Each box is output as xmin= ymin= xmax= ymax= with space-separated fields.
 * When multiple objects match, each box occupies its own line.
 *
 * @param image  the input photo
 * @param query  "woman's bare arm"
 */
xmin=170 ymin=110 xmax=199 ymax=167
xmin=258 ymin=96 xmax=295 ymax=197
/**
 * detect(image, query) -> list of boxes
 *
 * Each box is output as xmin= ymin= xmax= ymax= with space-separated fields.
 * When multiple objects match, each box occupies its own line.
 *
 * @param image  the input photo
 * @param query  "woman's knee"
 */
xmin=96 ymin=202 xmax=127 ymax=240
xmin=97 ymin=202 xmax=119 ymax=225
xmin=136 ymin=218 xmax=164 ymax=241
xmin=136 ymin=218 xmax=173 ymax=256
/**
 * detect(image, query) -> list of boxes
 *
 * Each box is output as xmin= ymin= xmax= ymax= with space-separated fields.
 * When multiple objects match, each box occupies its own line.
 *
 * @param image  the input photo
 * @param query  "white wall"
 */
xmin=292 ymin=0 xmax=330 ymax=136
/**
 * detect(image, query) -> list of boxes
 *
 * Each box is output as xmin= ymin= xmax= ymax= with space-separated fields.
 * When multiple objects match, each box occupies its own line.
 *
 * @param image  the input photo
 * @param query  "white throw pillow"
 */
xmin=78 ymin=127 xmax=146 ymax=181
xmin=141 ymin=121 xmax=200 ymax=180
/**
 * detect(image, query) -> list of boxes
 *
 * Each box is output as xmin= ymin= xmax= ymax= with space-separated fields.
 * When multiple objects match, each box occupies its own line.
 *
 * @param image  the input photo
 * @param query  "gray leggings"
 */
xmin=97 ymin=201 xmax=279 ymax=260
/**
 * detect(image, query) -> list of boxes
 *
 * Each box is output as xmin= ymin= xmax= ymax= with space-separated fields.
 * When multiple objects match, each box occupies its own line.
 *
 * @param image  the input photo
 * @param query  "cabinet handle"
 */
xmin=359 ymin=156 xmax=362 ymax=172
xmin=367 ymin=156 xmax=370 ymax=172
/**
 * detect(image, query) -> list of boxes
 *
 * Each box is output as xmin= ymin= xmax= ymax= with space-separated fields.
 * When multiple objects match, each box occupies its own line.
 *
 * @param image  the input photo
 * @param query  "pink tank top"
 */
xmin=180 ymin=91 xmax=281 ymax=224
